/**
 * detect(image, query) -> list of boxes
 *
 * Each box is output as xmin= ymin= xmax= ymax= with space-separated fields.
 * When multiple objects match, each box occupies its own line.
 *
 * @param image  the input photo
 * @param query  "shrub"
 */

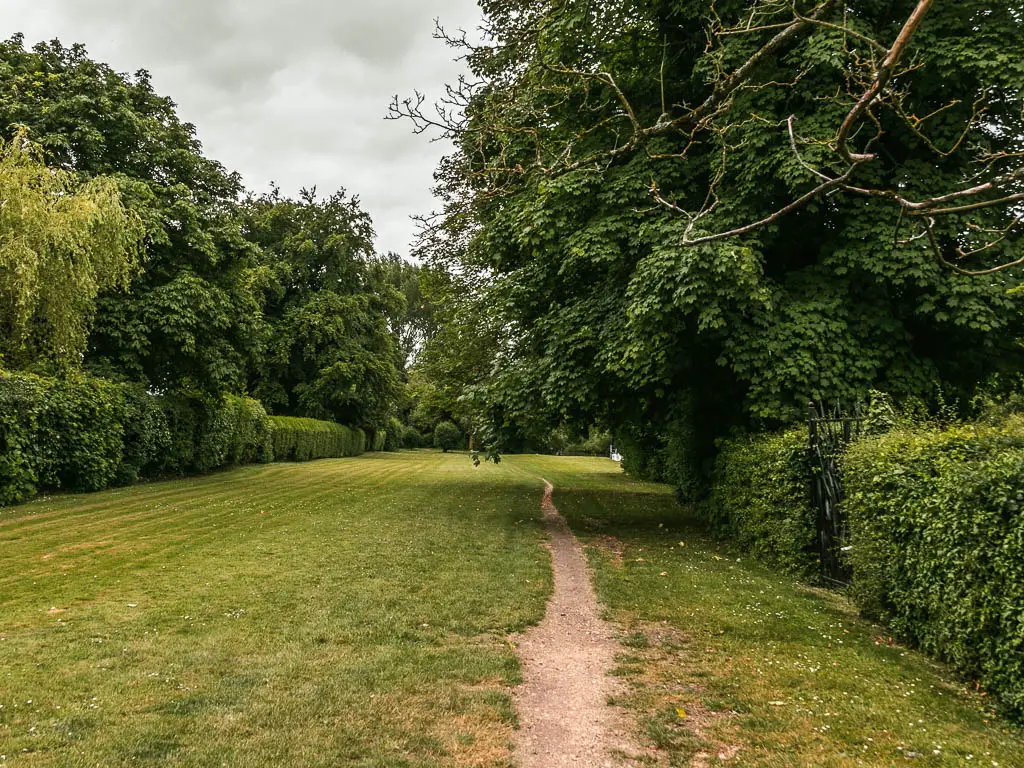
xmin=433 ymin=420 xmax=462 ymax=452
xmin=383 ymin=417 xmax=405 ymax=451
xmin=191 ymin=396 xmax=272 ymax=472
xmin=371 ymin=428 xmax=386 ymax=452
xmin=844 ymin=417 xmax=1024 ymax=720
xmin=617 ymin=424 xmax=666 ymax=482
xmin=0 ymin=371 xmax=46 ymax=504
xmin=402 ymin=425 xmax=426 ymax=448
xmin=269 ymin=417 xmax=367 ymax=461
xmin=1 ymin=369 xmax=280 ymax=506
xmin=707 ymin=428 xmax=817 ymax=576
xmin=158 ymin=395 xmax=201 ymax=475
xmin=350 ymin=427 xmax=367 ymax=456
xmin=0 ymin=370 xmax=127 ymax=502
xmin=116 ymin=384 xmax=171 ymax=485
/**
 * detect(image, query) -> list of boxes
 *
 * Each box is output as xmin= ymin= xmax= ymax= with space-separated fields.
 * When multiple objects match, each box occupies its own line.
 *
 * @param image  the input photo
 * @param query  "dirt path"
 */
xmin=511 ymin=480 xmax=642 ymax=768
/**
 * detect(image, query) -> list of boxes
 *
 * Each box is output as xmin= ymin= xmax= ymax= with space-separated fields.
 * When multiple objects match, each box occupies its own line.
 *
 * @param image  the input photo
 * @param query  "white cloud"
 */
xmin=4 ymin=0 xmax=481 ymax=255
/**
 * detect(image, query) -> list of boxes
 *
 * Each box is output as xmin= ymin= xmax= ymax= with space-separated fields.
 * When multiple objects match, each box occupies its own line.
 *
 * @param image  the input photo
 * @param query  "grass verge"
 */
xmin=505 ymin=455 xmax=1024 ymax=768
xmin=1 ymin=452 xmax=550 ymax=767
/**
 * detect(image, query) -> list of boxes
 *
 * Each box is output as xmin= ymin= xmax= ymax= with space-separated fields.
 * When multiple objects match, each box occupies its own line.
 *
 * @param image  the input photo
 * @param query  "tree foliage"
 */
xmin=0 ymin=130 xmax=142 ymax=367
xmin=0 ymin=35 xmax=264 ymax=395
xmin=397 ymin=0 xmax=1024 ymax=469
xmin=241 ymin=187 xmax=404 ymax=430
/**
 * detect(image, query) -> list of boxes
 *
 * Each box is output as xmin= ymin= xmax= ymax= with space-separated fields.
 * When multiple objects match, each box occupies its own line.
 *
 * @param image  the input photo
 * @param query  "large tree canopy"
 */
xmin=241 ymin=188 xmax=404 ymax=431
xmin=0 ymin=35 xmax=263 ymax=395
xmin=398 ymin=0 xmax=1024 ymax=465
xmin=0 ymin=131 xmax=142 ymax=368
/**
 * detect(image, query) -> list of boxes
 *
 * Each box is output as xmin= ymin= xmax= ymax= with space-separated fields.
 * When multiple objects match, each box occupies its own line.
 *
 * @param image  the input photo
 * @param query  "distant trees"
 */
xmin=240 ymin=188 xmax=404 ymax=431
xmin=0 ymin=131 xmax=142 ymax=368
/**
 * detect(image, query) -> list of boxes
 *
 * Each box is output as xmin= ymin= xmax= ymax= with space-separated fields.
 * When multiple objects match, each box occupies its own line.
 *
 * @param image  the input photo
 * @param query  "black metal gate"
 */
xmin=808 ymin=402 xmax=863 ymax=585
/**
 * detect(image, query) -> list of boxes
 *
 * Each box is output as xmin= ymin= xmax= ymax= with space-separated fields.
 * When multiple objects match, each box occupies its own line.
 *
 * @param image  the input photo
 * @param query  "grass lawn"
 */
xmin=507 ymin=455 xmax=1024 ymax=768
xmin=4 ymin=451 xmax=1023 ymax=767
xmin=1 ymin=452 xmax=551 ymax=767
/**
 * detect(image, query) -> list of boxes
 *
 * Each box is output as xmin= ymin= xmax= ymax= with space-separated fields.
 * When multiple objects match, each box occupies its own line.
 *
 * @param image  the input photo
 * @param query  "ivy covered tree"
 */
xmin=0 ymin=130 xmax=143 ymax=368
xmin=0 ymin=35 xmax=264 ymax=395
xmin=240 ymin=188 xmax=404 ymax=431
xmin=396 ymin=0 xmax=1024 ymax=481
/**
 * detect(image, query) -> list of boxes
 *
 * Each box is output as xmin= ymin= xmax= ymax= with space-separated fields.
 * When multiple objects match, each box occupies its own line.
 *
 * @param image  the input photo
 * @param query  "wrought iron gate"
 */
xmin=808 ymin=402 xmax=863 ymax=585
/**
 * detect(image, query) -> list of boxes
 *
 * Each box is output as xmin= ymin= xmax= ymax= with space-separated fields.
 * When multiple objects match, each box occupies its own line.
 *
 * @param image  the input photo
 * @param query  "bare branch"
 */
xmin=835 ymin=0 xmax=935 ymax=164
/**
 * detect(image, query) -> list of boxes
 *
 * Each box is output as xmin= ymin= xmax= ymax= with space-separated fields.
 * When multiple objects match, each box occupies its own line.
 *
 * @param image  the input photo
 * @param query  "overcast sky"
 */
xmin=5 ymin=0 xmax=482 ymax=256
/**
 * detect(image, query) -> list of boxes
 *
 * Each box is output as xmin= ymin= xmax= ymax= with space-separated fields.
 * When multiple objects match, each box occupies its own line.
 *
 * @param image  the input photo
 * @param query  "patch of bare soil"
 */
xmin=510 ymin=481 xmax=645 ymax=768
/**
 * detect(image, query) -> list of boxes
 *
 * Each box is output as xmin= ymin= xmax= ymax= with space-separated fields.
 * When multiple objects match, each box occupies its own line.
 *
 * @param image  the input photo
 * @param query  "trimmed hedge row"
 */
xmin=843 ymin=417 xmax=1024 ymax=720
xmin=705 ymin=414 xmax=1024 ymax=721
xmin=0 ymin=369 xmax=274 ymax=506
xmin=268 ymin=416 xmax=367 ymax=461
xmin=707 ymin=428 xmax=817 ymax=576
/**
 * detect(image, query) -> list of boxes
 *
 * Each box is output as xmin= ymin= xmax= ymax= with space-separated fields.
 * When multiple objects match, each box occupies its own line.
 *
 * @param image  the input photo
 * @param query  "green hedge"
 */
xmin=0 ymin=371 xmax=128 ymax=503
xmin=402 ymin=425 xmax=427 ymax=448
xmin=268 ymin=416 xmax=366 ymax=461
xmin=371 ymin=429 xmax=387 ymax=452
xmin=0 ymin=369 xmax=273 ymax=506
xmin=707 ymin=428 xmax=817 ymax=576
xmin=195 ymin=396 xmax=273 ymax=472
xmin=383 ymin=417 xmax=405 ymax=451
xmin=844 ymin=417 xmax=1024 ymax=720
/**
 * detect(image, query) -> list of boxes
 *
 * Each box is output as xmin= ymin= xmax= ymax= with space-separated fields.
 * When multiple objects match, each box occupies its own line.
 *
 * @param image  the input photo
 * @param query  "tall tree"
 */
xmin=396 ymin=0 xmax=1024 ymax=468
xmin=241 ymin=187 xmax=404 ymax=430
xmin=0 ymin=35 xmax=264 ymax=394
xmin=0 ymin=130 xmax=142 ymax=368
xmin=366 ymin=252 xmax=439 ymax=366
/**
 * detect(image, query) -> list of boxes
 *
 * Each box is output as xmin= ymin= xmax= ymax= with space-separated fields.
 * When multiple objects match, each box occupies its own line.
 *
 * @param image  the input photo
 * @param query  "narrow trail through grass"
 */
xmin=511 ymin=481 xmax=641 ymax=768
xmin=507 ymin=456 xmax=1024 ymax=767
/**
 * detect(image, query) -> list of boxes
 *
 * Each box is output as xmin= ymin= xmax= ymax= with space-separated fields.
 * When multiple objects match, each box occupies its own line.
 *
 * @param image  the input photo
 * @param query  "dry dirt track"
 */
xmin=511 ymin=480 xmax=643 ymax=767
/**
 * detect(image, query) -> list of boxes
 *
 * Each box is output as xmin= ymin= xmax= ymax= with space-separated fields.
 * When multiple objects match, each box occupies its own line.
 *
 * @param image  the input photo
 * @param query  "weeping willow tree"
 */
xmin=0 ymin=129 xmax=143 ymax=368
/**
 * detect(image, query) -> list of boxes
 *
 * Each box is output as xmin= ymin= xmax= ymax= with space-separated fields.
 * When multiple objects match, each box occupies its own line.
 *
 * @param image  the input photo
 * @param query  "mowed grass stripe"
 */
xmin=1 ymin=456 xmax=436 ymax=592
xmin=1 ymin=452 xmax=550 ymax=767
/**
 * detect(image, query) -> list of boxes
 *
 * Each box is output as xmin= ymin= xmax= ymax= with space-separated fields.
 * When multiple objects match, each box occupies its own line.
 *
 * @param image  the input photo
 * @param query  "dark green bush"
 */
xmin=402 ymin=425 xmax=426 ymax=448
xmin=0 ymin=371 xmax=47 ymax=505
xmin=158 ymin=395 xmax=201 ymax=475
xmin=433 ymin=420 xmax=462 ymax=452
xmin=844 ymin=417 xmax=1024 ymax=720
xmin=269 ymin=416 xmax=366 ymax=461
xmin=617 ymin=424 xmax=666 ymax=481
xmin=39 ymin=375 xmax=126 ymax=492
xmin=1 ymin=369 xmax=279 ymax=505
xmin=194 ymin=396 xmax=273 ymax=471
xmin=707 ymin=428 xmax=817 ymax=576
xmin=370 ymin=428 xmax=386 ymax=452
xmin=383 ymin=417 xmax=405 ymax=451
xmin=617 ymin=402 xmax=706 ymax=499
xmin=115 ymin=384 xmax=171 ymax=485
xmin=0 ymin=371 xmax=128 ymax=502
xmin=350 ymin=427 xmax=367 ymax=456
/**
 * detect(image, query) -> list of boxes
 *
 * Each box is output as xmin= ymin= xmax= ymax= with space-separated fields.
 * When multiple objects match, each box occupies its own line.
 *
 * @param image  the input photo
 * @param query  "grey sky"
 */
xmin=5 ymin=0 xmax=481 ymax=256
